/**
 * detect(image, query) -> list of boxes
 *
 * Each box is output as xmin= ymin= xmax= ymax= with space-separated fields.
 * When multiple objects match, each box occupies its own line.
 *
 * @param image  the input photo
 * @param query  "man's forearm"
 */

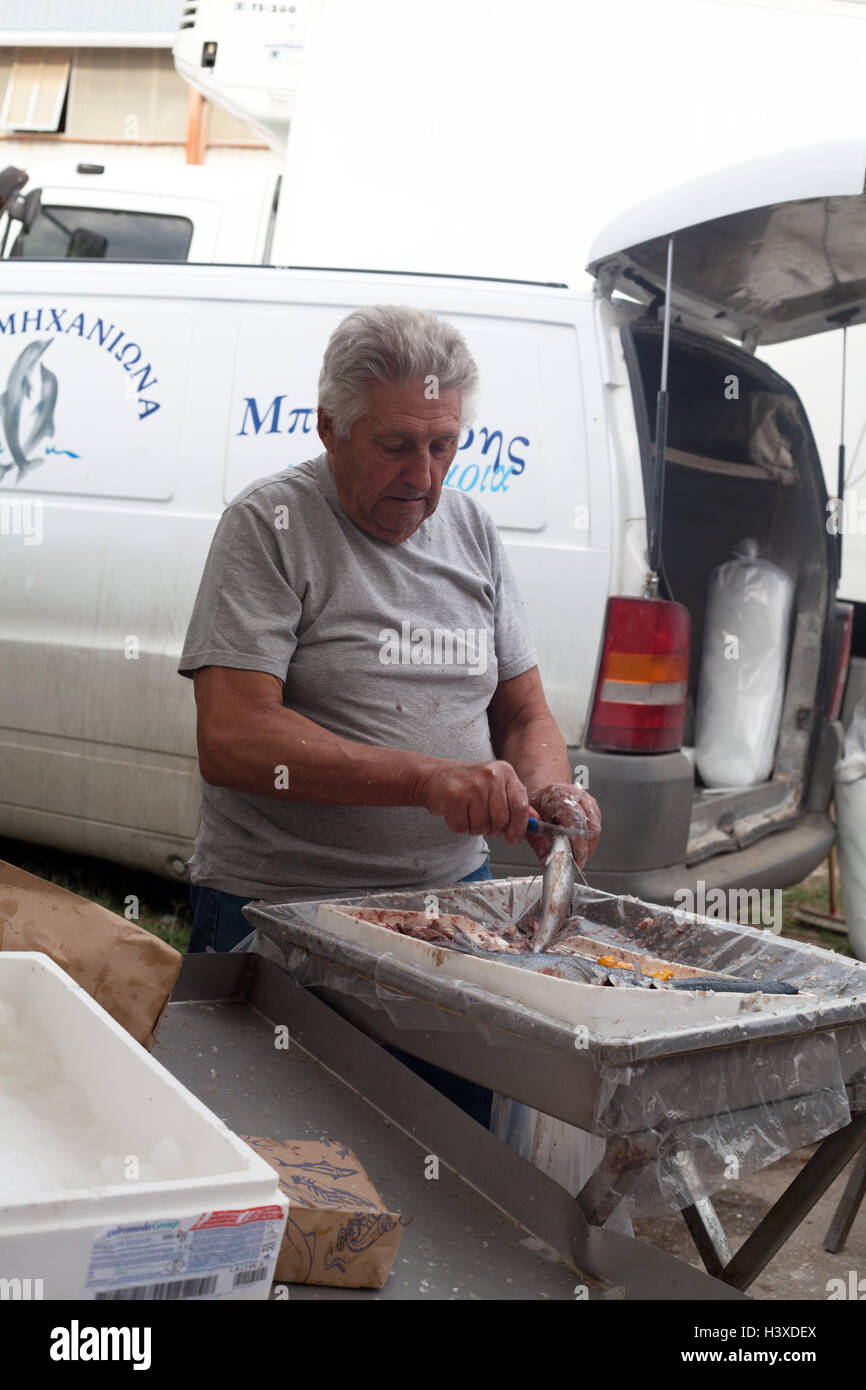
xmin=492 ymin=711 xmax=570 ymax=798
xmin=200 ymin=698 xmax=441 ymax=805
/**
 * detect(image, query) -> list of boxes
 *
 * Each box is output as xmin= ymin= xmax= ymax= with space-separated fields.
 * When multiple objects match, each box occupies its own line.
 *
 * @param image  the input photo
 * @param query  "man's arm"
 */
xmin=193 ymin=666 xmax=532 ymax=843
xmin=488 ymin=666 xmax=601 ymax=866
xmin=488 ymin=665 xmax=571 ymax=791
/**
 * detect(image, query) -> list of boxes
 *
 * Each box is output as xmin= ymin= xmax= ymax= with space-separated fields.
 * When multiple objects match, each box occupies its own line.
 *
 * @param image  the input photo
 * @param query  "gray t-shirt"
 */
xmin=179 ymin=452 xmax=538 ymax=900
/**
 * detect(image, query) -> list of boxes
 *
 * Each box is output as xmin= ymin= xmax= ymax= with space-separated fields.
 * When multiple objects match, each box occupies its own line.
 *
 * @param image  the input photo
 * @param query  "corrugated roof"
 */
xmin=1 ymin=0 xmax=181 ymax=35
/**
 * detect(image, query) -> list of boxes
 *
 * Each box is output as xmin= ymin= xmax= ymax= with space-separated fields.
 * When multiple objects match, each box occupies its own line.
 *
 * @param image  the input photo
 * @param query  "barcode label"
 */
xmin=85 ymin=1208 xmax=286 ymax=1301
xmin=96 ymin=1275 xmax=219 ymax=1301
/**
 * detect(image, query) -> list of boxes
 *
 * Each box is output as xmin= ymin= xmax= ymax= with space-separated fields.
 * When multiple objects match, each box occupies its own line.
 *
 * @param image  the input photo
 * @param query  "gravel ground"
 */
xmin=634 ymin=1141 xmax=866 ymax=1299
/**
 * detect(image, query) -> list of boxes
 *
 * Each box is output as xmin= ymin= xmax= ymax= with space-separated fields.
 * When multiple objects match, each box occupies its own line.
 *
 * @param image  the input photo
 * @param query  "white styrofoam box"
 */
xmin=0 ymin=953 xmax=288 ymax=1301
xmin=315 ymin=904 xmax=813 ymax=1042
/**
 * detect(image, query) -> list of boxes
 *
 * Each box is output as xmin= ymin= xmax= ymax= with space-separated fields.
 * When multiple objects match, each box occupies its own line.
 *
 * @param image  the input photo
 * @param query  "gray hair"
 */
xmin=318 ymin=304 xmax=480 ymax=440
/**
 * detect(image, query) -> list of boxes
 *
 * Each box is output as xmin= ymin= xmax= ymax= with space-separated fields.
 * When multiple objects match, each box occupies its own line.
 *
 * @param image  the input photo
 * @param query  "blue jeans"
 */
xmin=187 ymin=859 xmax=495 ymax=1126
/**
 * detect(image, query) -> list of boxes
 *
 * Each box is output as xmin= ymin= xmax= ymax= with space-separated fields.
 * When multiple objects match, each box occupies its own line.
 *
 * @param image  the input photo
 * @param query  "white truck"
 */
xmin=0 ymin=0 xmax=307 ymax=266
xmin=0 ymin=1 xmax=854 ymax=900
xmin=0 ymin=160 xmax=282 ymax=265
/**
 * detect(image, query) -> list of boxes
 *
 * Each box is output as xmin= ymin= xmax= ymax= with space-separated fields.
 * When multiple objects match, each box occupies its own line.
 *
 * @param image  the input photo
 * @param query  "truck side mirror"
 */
xmin=0 ymin=166 xmax=28 ymax=219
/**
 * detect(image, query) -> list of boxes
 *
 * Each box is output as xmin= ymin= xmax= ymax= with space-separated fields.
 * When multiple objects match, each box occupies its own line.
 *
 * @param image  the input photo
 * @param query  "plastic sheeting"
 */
xmin=836 ymin=694 xmax=866 ymax=961
xmin=243 ymin=879 xmax=866 ymax=1219
xmin=694 ymin=537 xmax=794 ymax=788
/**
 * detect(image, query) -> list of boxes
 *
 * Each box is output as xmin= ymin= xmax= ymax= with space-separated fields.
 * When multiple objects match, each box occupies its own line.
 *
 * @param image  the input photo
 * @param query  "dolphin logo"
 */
xmin=0 ymin=340 xmax=59 ymax=484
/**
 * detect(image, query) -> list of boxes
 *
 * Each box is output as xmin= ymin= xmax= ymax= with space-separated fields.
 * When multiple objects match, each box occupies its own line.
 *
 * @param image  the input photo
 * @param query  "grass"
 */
xmin=779 ymin=860 xmax=854 ymax=956
xmin=0 ymin=836 xmax=192 ymax=952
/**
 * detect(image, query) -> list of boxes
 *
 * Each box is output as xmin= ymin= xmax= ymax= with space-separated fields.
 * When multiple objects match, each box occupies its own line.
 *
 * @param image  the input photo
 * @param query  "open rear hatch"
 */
xmin=588 ymin=139 xmax=866 ymax=863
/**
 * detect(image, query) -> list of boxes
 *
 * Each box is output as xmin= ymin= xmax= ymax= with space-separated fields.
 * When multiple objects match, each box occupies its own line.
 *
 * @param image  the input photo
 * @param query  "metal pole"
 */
xmin=837 ymin=324 xmax=848 ymax=573
xmin=649 ymin=236 xmax=675 ymax=589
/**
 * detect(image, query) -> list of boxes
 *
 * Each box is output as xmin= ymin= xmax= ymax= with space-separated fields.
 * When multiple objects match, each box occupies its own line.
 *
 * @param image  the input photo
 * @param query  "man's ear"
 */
xmin=317 ymin=406 xmax=336 ymax=452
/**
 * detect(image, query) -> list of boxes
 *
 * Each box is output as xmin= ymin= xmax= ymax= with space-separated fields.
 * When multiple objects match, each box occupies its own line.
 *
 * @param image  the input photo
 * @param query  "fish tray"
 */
xmin=244 ymin=879 xmax=866 ymax=1218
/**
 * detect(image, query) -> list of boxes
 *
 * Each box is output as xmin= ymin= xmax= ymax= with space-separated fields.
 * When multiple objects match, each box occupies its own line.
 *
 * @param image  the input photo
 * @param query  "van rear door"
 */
xmin=587 ymin=138 xmax=866 ymax=870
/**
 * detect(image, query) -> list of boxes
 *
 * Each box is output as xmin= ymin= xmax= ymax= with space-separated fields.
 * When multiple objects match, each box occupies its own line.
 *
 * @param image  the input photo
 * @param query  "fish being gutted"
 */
xmin=532 ymin=835 xmax=575 ymax=954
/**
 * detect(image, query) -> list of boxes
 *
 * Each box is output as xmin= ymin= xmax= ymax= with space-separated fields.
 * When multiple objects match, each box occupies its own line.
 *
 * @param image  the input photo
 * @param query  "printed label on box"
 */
xmin=83 ymin=1206 xmax=286 ymax=1300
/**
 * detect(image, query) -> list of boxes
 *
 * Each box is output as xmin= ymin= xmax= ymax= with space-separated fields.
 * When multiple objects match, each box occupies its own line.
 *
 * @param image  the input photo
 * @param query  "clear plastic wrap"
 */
xmin=694 ymin=537 xmax=794 ymax=788
xmin=244 ymin=879 xmax=866 ymax=1219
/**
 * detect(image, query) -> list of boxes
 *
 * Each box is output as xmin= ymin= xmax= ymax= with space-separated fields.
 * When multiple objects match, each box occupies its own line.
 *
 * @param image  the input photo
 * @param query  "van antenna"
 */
xmin=647 ymin=236 xmax=674 ymax=597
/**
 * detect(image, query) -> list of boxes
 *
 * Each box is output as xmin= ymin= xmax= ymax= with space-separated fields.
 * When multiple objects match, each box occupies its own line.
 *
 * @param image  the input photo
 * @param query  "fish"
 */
xmin=467 ymin=948 xmax=609 ymax=983
xmin=531 ymin=834 xmax=575 ymax=954
xmin=0 ymin=340 xmax=58 ymax=484
xmin=669 ymin=976 xmax=798 ymax=995
xmin=451 ymin=935 xmax=656 ymax=987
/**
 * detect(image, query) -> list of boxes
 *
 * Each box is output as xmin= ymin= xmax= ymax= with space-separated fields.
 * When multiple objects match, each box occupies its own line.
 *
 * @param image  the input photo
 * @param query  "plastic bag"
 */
xmin=694 ymin=538 xmax=794 ymax=788
xmin=835 ymin=696 xmax=866 ymax=960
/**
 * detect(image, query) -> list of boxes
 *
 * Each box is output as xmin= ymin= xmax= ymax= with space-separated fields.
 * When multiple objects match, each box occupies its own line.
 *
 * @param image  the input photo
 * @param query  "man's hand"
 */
xmin=525 ymin=783 xmax=601 ymax=869
xmin=416 ymin=759 xmax=531 ymax=845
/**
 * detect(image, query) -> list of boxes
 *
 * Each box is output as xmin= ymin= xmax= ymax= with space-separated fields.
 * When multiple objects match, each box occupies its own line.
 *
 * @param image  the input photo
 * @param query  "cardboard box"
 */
xmin=0 ymin=859 xmax=182 ymax=1050
xmin=242 ymin=1136 xmax=403 ymax=1288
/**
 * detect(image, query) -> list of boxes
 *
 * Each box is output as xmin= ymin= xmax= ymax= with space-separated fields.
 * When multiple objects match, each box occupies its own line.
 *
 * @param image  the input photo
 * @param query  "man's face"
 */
xmin=318 ymin=379 xmax=462 ymax=544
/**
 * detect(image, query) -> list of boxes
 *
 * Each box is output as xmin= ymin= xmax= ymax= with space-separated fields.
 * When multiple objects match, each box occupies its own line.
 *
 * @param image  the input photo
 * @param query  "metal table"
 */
xmin=155 ymin=952 xmax=745 ymax=1300
xmin=242 ymin=879 xmax=866 ymax=1292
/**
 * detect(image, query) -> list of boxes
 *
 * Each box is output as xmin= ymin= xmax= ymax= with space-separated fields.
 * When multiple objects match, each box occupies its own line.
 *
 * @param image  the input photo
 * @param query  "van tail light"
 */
xmin=586 ymin=596 xmax=691 ymax=753
xmin=826 ymin=601 xmax=853 ymax=722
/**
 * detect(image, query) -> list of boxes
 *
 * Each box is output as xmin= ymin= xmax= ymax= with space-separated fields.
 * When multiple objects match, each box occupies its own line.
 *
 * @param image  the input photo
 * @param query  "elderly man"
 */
xmin=179 ymin=305 xmax=600 ymax=956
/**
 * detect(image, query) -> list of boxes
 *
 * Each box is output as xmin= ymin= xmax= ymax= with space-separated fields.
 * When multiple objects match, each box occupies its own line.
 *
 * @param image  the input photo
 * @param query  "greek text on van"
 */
xmin=0 ymin=307 xmax=160 ymax=421
xmin=235 ymin=395 xmax=529 ymax=494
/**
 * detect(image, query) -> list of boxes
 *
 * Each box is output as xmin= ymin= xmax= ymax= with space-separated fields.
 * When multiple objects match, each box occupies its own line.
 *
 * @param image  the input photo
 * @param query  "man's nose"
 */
xmin=401 ymin=445 xmax=435 ymax=489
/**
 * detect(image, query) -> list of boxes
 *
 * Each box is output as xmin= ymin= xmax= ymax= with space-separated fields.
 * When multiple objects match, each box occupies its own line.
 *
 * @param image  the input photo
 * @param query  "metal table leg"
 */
xmin=681 ymin=1199 xmax=733 ymax=1280
xmin=824 ymin=1140 xmax=866 ymax=1253
xmin=669 ymin=1150 xmax=733 ymax=1279
xmin=576 ymin=1133 xmax=659 ymax=1227
xmin=719 ymin=1112 xmax=866 ymax=1290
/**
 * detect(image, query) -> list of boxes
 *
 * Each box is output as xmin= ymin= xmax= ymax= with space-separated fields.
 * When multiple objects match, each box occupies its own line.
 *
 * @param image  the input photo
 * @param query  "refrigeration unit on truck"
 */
xmin=0 ymin=140 xmax=858 ymax=901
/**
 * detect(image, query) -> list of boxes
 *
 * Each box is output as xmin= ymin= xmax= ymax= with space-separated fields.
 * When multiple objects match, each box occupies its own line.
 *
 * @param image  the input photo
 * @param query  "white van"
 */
xmin=0 ymin=140 xmax=858 ymax=900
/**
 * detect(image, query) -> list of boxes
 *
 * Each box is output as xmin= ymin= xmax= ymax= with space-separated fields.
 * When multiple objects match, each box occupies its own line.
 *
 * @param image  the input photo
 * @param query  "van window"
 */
xmin=8 ymin=206 xmax=193 ymax=261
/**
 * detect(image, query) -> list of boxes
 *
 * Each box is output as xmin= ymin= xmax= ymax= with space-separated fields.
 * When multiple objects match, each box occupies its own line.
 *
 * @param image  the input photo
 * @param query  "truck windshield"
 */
xmin=7 ymin=205 xmax=193 ymax=260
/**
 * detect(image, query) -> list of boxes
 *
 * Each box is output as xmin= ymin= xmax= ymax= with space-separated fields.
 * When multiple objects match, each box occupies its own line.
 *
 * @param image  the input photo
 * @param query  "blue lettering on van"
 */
xmin=236 ymin=397 xmax=318 ymax=436
xmin=506 ymin=435 xmax=528 ymax=476
xmin=0 ymin=306 xmax=161 ymax=421
xmin=237 ymin=395 xmax=287 ymax=435
xmin=443 ymin=426 xmax=531 ymax=494
xmin=286 ymin=406 xmax=315 ymax=433
xmin=233 ymin=395 xmax=531 ymax=494
xmin=478 ymin=428 xmax=502 ymax=468
xmin=87 ymin=318 xmax=113 ymax=345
